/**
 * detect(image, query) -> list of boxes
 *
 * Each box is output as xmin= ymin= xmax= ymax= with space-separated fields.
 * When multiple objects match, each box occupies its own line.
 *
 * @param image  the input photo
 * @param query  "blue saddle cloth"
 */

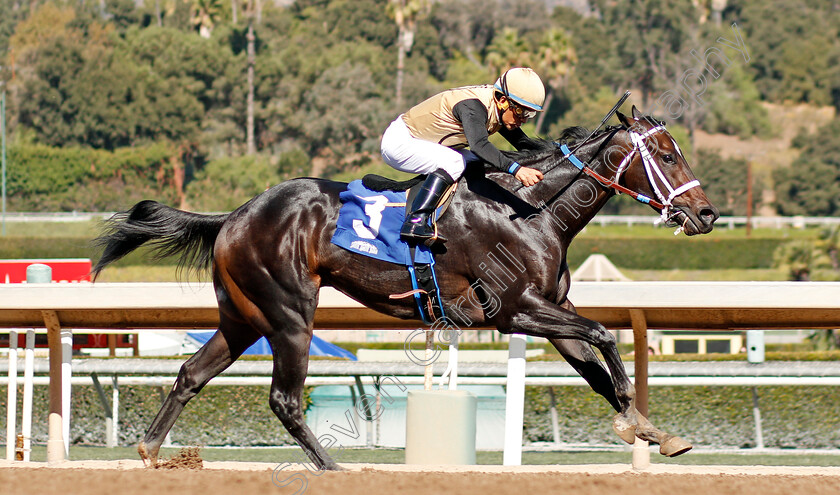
xmin=331 ymin=180 xmax=433 ymax=266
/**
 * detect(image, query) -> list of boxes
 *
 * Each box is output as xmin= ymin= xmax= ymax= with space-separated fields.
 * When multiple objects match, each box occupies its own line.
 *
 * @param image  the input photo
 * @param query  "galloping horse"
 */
xmin=93 ymin=107 xmax=718 ymax=469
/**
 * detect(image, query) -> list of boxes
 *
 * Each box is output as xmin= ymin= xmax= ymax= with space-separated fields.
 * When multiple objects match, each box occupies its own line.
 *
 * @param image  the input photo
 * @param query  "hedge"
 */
xmin=5 ymin=143 xmax=181 ymax=211
xmin=1 ymin=237 xmax=790 ymax=270
xmin=523 ymin=385 xmax=840 ymax=449
xmin=566 ymin=237 xmax=789 ymax=270
xmin=0 ymin=385 xmax=296 ymax=447
xmin=2 ymin=384 xmax=837 ymax=449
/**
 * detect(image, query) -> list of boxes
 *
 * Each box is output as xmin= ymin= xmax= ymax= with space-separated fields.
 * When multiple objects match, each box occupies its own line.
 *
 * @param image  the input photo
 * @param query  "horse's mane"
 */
xmin=496 ymin=124 xmax=626 ymax=174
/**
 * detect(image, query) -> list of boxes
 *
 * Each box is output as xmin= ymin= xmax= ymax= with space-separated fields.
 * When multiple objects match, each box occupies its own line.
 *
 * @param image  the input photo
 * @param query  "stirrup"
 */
xmin=402 ymin=231 xmax=447 ymax=247
xmin=400 ymin=219 xmax=447 ymax=246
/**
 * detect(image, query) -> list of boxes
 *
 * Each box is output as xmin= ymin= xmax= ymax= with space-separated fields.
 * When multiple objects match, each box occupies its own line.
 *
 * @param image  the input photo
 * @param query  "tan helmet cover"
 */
xmin=493 ymin=67 xmax=546 ymax=111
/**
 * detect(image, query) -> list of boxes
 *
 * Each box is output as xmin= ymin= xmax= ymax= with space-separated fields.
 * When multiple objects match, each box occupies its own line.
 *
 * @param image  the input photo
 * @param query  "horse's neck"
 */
xmin=521 ymin=133 xmax=622 ymax=239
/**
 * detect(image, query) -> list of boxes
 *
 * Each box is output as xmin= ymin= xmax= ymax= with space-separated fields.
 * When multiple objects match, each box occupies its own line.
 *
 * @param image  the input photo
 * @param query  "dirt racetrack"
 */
xmin=3 ymin=461 xmax=840 ymax=495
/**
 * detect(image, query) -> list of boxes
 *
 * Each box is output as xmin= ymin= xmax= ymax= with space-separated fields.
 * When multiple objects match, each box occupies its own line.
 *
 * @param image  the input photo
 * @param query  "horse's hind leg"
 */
xmin=226 ymin=268 xmax=340 ymax=470
xmin=265 ymin=328 xmax=342 ymax=471
xmin=137 ymin=317 xmax=260 ymax=467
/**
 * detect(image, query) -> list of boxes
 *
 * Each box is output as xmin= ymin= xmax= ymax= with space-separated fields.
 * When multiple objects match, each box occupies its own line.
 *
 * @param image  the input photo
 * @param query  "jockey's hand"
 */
xmin=515 ymin=166 xmax=544 ymax=187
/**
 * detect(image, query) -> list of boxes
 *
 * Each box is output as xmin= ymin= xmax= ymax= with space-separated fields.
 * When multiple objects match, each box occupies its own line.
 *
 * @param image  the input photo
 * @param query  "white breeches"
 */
xmin=380 ymin=116 xmax=469 ymax=180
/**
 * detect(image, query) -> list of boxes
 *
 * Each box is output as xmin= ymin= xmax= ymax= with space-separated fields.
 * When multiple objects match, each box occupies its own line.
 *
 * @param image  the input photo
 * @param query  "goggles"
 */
xmin=509 ymin=101 xmax=537 ymax=120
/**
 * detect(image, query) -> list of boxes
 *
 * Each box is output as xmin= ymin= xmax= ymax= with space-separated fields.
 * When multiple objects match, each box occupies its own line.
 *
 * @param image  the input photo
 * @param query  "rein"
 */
xmin=558 ymin=142 xmax=665 ymax=209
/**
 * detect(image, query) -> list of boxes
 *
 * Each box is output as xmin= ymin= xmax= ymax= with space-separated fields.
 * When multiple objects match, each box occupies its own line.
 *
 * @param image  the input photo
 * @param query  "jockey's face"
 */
xmin=499 ymin=97 xmax=532 ymax=130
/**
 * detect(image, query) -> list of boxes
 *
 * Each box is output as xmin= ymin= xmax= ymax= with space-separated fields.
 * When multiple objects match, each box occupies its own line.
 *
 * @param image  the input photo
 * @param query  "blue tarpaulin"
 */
xmin=185 ymin=332 xmax=357 ymax=360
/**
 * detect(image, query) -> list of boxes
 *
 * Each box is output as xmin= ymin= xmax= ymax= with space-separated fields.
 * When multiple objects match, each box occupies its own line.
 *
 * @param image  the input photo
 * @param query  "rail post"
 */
xmin=503 ymin=334 xmax=527 ymax=465
xmin=630 ymin=309 xmax=650 ymax=470
xmin=5 ymin=328 xmax=17 ymax=460
xmin=21 ymin=329 xmax=34 ymax=461
xmin=27 ymin=263 xmax=66 ymax=464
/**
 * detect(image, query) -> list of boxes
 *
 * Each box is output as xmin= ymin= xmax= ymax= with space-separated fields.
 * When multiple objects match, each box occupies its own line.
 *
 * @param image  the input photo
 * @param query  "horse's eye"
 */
xmin=662 ymin=154 xmax=675 ymax=164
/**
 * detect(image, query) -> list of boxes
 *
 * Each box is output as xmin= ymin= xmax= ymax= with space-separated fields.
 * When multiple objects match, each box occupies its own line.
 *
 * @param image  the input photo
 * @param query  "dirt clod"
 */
xmin=155 ymin=447 xmax=203 ymax=470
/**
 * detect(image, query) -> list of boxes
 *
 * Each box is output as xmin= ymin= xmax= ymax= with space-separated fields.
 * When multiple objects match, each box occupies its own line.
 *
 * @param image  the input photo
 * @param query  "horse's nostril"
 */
xmin=699 ymin=207 xmax=718 ymax=225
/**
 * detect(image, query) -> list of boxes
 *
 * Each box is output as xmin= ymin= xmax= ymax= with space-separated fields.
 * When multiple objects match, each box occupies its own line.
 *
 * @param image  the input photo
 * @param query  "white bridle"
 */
xmin=614 ymin=125 xmax=701 ymax=231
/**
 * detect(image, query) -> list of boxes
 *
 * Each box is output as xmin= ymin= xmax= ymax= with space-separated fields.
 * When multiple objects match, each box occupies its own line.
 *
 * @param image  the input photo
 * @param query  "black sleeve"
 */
xmin=499 ymin=126 xmax=542 ymax=151
xmin=452 ymin=99 xmax=518 ymax=173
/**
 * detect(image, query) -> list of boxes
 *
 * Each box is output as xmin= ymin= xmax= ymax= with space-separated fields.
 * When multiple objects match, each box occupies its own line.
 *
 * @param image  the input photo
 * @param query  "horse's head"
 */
xmin=612 ymin=106 xmax=719 ymax=236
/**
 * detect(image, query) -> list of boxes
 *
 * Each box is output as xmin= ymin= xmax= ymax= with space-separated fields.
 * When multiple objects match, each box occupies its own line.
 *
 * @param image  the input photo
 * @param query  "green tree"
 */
xmin=0 ymin=0 xmax=33 ymax=63
xmin=428 ymin=0 xmax=548 ymax=70
xmin=597 ymin=0 xmax=699 ymax=104
xmin=301 ymin=62 xmax=390 ymax=173
xmin=773 ymin=160 xmax=840 ymax=217
xmin=388 ymin=0 xmax=430 ymax=108
xmin=185 ymin=152 xmax=302 ymax=210
xmin=428 ymin=0 xmax=492 ymax=68
xmin=730 ymin=0 xmax=840 ymax=105
xmin=9 ymin=5 xmax=117 ymax=146
xmin=254 ymin=5 xmax=397 ymax=165
xmin=773 ymin=118 xmax=840 ymax=216
xmin=191 ymin=0 xmax=224 ymax=38
xmin=485 ymin=27 xmax=533 ymax=74
xmin=550 ymin=6 xmax=615 ymax=92
xmin=10 ymin=8 xmax=235 ymax=150
xmin=691 ymin=149 xmax=761 ymax=216
xmin=532 ymin=28 xmax=576 ymax=135
xmin=701 ymin=63 xmax=774 ymax=139
xmin=103 ymin=0 xmax=142 ymax=31
xmin=548 ymin=86 xmax=622 ymax=137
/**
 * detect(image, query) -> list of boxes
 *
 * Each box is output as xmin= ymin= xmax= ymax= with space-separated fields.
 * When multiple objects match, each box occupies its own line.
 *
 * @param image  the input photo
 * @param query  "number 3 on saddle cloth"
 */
xmin=331 ymin=179 xmax=449 ymax=325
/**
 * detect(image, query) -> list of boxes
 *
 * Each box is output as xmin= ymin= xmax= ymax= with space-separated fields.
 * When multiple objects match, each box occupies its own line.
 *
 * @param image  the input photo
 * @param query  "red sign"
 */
xmin=0 ymin=333 xmax=136 ymax=351
xmin=0 ymin=258 xmax=92 ymax=283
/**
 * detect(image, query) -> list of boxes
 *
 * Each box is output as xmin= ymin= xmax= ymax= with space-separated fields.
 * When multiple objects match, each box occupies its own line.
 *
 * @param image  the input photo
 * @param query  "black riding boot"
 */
xmin=400 ymin=169 xmax=455 ymax=246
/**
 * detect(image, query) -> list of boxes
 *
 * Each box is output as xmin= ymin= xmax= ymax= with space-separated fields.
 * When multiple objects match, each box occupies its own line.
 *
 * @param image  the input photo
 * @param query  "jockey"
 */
xmin=381 ymin=67 xmax=547 ymax=247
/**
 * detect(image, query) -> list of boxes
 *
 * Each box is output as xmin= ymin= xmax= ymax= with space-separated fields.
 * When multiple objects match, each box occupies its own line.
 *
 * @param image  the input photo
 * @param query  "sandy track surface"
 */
xmin=4 ymin=460 xmax=840 ymax=495
xmin=3 ymin=459 xmax=840 ymax=476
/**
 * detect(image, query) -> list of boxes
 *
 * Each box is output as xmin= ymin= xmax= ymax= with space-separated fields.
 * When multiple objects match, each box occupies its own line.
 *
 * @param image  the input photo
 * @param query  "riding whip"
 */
xmin=561 ymin=90 xmax=631 ymax=160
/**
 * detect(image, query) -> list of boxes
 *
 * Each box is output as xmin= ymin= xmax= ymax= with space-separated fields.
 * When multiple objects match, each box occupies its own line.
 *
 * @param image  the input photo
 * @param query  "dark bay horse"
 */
xmin=93 ymin=107 xmax=718 ymax=469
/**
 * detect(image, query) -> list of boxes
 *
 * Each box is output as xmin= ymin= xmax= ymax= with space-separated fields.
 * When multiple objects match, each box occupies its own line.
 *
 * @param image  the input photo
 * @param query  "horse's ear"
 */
xmin=616 ymin=111 xmax=632 ymax=127
xmin=631 ymin=105 xmax=643 ymax=119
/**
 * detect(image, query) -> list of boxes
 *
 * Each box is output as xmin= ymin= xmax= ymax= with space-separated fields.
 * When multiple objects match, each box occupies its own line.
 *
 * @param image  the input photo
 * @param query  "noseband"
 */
xmin=558 ymin=124 xmax=701 ymax=232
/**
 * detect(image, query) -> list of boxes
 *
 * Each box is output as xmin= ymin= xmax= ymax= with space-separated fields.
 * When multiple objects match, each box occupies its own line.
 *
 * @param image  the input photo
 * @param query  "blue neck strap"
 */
xmin=560 ymin=144 xmax=585 ymax=170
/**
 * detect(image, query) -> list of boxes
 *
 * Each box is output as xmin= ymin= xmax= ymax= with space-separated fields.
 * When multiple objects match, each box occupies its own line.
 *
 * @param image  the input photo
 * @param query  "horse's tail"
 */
xmin=92 ymin=200 xmax=230 ymax=280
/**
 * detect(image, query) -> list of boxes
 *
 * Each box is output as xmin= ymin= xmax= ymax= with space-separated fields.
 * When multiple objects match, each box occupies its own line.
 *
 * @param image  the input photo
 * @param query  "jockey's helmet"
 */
xmin=493 ymin=67 xmax=546 ymax=113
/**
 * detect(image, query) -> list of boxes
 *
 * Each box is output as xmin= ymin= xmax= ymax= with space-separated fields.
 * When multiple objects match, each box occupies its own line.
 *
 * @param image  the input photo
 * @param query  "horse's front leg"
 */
xmin=503 ymin=288 xmax=691 ymax=457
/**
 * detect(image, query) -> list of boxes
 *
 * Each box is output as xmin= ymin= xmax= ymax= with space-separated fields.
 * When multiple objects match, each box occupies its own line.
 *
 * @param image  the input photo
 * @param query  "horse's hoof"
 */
xmin=612 ymin=414 xmax=637 ymax=445
xmin=137 ymin=442 xmax=158 ymax=468
xmin=326 ymin=463 xmax=347 ymax=471
xmin=659 ymin=435 xmax=692 ymax=457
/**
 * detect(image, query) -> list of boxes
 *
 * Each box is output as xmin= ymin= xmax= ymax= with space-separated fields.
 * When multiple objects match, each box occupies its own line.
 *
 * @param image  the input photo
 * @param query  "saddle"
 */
xmin=362 ymin=174 xmax=423 ymax=191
